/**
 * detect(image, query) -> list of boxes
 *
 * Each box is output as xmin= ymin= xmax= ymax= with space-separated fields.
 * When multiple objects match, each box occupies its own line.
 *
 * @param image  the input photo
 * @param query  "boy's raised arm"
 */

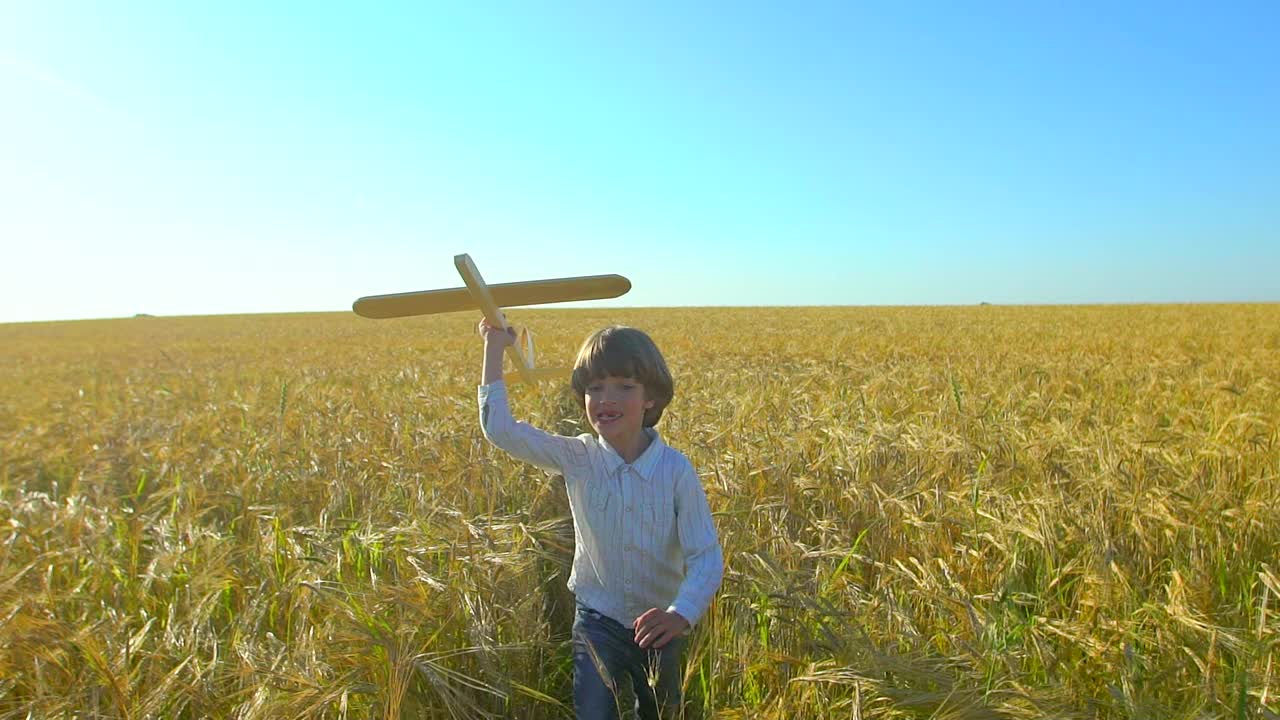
xmin=477 ymin=319 xmax=583 ymax=475
xmin=481 ymin=322 xmax=512 ymax=386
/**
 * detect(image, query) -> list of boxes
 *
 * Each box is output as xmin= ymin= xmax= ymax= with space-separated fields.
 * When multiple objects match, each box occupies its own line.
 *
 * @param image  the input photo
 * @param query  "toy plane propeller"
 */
xmin=353 ymin=254 xmax=631 ymax=384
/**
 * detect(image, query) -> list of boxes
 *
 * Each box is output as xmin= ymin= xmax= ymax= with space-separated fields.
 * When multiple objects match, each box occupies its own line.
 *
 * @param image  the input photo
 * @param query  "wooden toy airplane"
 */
xmin=353 ymin=254 xmax=631 ymax=384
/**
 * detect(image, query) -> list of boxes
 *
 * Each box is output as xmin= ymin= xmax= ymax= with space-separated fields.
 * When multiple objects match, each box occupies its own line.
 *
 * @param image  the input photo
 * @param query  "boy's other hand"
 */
xmin=633 ymin=608 xmax=689 ymax=649
xmin=478 ymin=318 xmax=515 ymax=347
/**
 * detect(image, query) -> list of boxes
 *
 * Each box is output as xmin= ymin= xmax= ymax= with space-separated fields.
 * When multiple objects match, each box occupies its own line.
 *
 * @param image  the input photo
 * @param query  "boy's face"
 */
xmin=584 ymin=374 xmax=654 ymax=446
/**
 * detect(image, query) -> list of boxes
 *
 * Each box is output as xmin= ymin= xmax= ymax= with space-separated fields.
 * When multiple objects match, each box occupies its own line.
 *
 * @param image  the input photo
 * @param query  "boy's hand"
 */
xmin=478 ymin=318 xmax=515 ymax=347
xmin=633 ymin=608 xmax=689 ymax=649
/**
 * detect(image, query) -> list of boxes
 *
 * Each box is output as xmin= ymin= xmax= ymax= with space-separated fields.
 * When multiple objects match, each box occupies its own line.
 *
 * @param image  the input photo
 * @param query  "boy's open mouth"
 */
xmin=595 ymin=412 xmax=622 ymax=426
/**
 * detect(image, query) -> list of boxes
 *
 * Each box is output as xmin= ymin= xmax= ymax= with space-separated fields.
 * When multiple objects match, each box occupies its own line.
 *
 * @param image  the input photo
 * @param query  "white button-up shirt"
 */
xmin=478 ymin=380 xmax=723 ymax=627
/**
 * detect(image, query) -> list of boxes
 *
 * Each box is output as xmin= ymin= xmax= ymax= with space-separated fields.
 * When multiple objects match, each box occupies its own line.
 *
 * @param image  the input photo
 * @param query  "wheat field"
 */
xmin=1 ymin=304 xmax=1277 ymax=719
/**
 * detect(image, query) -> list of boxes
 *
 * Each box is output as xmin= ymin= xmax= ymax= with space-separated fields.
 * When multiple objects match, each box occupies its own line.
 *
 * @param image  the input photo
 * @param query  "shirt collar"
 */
xmin=598 ymin=428 xmax=665 ymax=480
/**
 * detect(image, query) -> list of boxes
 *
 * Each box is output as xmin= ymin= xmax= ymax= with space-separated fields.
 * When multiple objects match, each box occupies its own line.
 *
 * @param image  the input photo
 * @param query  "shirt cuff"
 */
xmin=666 ymin=601 xmax=702 ymax=628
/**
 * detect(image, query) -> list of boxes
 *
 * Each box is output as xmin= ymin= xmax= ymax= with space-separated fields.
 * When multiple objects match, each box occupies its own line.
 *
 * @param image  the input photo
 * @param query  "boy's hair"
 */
xmin=571 ymin=326 xmax=674 ymax=427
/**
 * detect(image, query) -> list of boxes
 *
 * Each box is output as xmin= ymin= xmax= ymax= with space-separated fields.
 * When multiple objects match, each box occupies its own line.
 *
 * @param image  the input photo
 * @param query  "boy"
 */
xmin=477 ymin=320 xmax=723 ymax=720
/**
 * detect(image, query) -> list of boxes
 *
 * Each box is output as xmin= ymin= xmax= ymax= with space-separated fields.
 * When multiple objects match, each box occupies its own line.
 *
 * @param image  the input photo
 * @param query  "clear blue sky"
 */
xmin=3 ymin=2 xmax=1277 ymax=322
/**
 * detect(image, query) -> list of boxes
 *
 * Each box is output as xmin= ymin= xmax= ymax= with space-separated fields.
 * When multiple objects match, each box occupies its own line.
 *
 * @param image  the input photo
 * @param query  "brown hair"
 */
xmin=571 ymin=326 xmax=674 ymax=427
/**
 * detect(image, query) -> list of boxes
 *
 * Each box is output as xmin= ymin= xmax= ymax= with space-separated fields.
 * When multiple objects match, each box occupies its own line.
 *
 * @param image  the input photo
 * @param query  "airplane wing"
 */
xmin=352 ymin=273 xmax=631 ymax=319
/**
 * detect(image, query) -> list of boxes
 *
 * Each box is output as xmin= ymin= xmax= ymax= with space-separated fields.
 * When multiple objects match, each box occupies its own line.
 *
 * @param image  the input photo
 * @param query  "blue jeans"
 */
xmin=572 ymin=604 xmax=685 ymax=719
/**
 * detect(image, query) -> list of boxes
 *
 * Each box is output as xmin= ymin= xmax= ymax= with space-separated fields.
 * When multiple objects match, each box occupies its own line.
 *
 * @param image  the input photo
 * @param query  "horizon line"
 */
xmin=4 ymin=299 xmax=1279 ymax=326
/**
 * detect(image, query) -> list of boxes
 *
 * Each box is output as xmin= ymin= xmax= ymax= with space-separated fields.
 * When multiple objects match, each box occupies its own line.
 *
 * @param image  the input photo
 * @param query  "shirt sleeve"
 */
xmin=666 ymin=461 xmax=724 ymax=627
xmin=477 ymin=380 xmax=584 ymax=475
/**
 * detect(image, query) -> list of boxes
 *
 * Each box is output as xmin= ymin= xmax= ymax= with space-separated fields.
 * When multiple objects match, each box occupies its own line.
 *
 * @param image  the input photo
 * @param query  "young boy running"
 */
xmin=477 ymin=320 xmax=723 ymax=719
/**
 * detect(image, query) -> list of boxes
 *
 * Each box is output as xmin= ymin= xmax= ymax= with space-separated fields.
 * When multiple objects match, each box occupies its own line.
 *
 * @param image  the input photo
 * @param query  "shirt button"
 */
xmin=625 ymin=544 xmax=634 ymax=551
xmin=626 ymin=505 xmax=633 ymax=512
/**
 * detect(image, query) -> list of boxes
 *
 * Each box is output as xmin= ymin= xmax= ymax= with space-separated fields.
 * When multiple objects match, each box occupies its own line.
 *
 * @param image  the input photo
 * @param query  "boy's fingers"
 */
xmin=636 ymin=625 xmax=654 ymax=647
xmin=635 ymin=608 xmax=657 ymax=626
xmin=636 ymin=618 xmax=679 ymax=648
xmin=643 ymin=628 xmax=673 ymax=649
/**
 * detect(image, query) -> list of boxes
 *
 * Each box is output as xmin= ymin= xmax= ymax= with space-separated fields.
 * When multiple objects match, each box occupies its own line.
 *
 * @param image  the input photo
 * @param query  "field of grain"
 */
xmin=1 ymin=305 xmax=1277 ymax=718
